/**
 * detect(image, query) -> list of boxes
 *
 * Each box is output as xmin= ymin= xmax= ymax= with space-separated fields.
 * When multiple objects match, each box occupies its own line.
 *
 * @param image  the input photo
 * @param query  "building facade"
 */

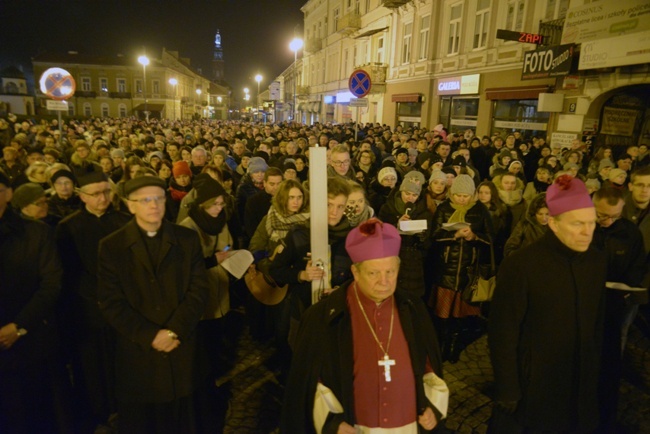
xmin=32 ymin=48 xmax=231 ymax=121
xmin=293 ymin=0 xmax=650 ymax=146
xmin=0 ymin=66 xmax=35 ymax=116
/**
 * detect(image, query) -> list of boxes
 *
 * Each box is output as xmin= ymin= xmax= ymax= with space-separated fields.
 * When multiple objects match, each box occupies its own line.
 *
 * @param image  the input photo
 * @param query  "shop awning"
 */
xmin=485 ymin=85 xmax=551 ymax=100
xmin=133 ymin=103 xmax=165 ymax=112
xmin=391 ymin=93 xmax=422 ymax=103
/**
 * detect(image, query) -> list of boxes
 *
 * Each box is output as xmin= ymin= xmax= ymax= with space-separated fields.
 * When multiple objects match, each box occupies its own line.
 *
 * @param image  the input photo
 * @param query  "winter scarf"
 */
xmin=447 ymin=200 xmax=476 ymax=224
xmin=169 ymin=178 xmax=192 ymax=202
xmin=188 ymin=202 xmax=226 ymax=236
xmin=346 ymin=202 xmax=374 ymax=227
xmin=266 ymin=206 xmax=310 ymax=242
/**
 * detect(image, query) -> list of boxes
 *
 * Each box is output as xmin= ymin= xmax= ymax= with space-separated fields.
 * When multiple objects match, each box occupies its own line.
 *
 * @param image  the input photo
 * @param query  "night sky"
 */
xmin=0 ymin=0 xmax=305 ymax=99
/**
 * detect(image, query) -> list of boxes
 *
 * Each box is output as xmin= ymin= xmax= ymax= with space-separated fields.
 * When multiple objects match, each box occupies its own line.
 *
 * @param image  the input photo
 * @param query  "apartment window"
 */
xmin=318 ymin=21 xmax=322 ymax=38
xmin=402 ymin=22 xmax=412 ymax=64
xmin=473 ymin=0 xmax=490 ymax=49
xmin=83 ymin=103 xmax=92 ymax=116
xmin=118 ymin=104 xmax=127 ymax=117
xmin=81 ymin=77 xmax=91 ymax=91
xmin=135 ymin=79 xmax=142 ymax=94
xmin=343 ymin=48 xmax=349 ymax=74
xmin=334 ymin=8 xmax=340 ymax=31
xmin=67 ymin=103 xmax=75 ymax=117
xmin=419 ymin=15 xmax=430 ymax=60
xmin=365 ymin=0 xmax=371 ymax=13
xmin=152 ymin=80 xmax=160 ymax=95
xmin=101 ymin=103 xmax=109 ymax=117
xmin=117 ymin=78 xmax=126 ymax=93
xmin=376 ymin=37 xmax=385 ymax=63
xmin=505 ymin=0 xmax=525 ymax=32
xmin=545 ymin=0 xmax=569 ymax=20
xmin=353 ymin=46 xmax=358 ymax=65
xmin=448 ymin=3 xmax=463 ymax=55
xmin=100 ymin=78 xmax=108 ymax=92
xmin=355 ymin=0 xmax=360 ymax=14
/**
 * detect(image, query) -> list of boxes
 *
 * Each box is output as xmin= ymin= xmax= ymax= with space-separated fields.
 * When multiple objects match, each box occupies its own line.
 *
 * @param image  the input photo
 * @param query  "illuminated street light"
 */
xmin=255 ymin=74 xmax=262 ymax=122
xmin=168 ymin=78 xmax=178 ymax=120
xmin=138 ymin=55 xmax=150 ymax=121
xmin=289 ymin=37 xmax=303 ymax=123
xmin=196 ymin=88 xmax=202 ymax=117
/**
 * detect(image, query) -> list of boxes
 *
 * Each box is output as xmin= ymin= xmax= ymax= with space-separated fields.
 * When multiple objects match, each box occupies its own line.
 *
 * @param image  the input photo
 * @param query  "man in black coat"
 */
xmin=489 ymin=175 xmax=607 ymax=433
xmin=0 ymin=171 xmax=73 ymax=433
xmin=281 ymin=219 xmax=445 ymax=433
xmin=97 ymin=176 xmax=210 ymax=434
xmin=243 ymin=167 xmax=283 ymax=238
xmin=56 ymin=170 xmax=131 ymax=431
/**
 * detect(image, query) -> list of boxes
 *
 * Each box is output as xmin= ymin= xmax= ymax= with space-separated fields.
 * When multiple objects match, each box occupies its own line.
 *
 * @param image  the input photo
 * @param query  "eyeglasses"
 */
xmin=632 ymin=183 xmax=650 ymax=190
xmin=331 ymin=159 xmax=350 ymax=167
xmin=79 ymin=189 xmax=112 ymax=199
xmin=128 ymin=195 xmax=166 ymax=205
xmin=596 ymin=212 xmax=621 ymax=223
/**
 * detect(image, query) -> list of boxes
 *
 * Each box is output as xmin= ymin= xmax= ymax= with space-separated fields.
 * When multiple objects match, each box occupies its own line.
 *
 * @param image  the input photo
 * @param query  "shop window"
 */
xmin=440 ymin=97 xmax=479 ymax=130
xmin=492 ymin=99 xmax=550 ymax=138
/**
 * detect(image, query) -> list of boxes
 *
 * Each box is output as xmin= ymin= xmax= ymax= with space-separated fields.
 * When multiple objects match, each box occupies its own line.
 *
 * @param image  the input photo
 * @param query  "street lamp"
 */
xmin=168 ymin=78 xmax=178 ymax=120
xmin=289 ymin=37 xmax=303 ymax=123
xmin=138 ymin=55 xmax=150 ymax=121
xmin=255 ymin=74 xmax=262 ymax=123
xmin=196 ymin=88 xmax=202 ymax=118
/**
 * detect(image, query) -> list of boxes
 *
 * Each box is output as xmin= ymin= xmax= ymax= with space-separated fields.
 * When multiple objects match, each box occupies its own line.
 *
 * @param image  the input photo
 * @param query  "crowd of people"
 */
xmin=0 ymin=114 xmax=649 ymax=433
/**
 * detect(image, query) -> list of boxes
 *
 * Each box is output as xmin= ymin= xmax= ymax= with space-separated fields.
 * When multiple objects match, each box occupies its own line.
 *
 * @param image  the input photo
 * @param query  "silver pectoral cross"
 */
xmin=378 ymin=354 xmax=396 ymax=382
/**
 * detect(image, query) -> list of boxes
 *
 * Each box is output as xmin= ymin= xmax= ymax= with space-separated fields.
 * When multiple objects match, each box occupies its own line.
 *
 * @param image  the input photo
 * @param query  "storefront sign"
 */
xmin=521 ymin=44 xmax=575 ymax=80
xmin=579 ymin=30 xmax=650 ymax=70
xmin=583 ymin=118 xmax=600 ymax=132
xmin=601 ymin=107 xmax=638 ymax=136
xmin=437 ymin=74 xmax=480 ymax=95
xmin=450 ymin=119 xmax=478 ymax=127
xmin=494 ymin=120 xmax=548 ymax=131
xmin=561 ymin=0 xmax=650 ymax=45
xmin=269 ymin=81 xmax=281 ymax=101
xmin=562 ymin=75 xmax=581 ymax=90
xmin=551 ymin=132 xmax=578 ymax=149
xmin=496 ymin=29 xmax=544 ymax=44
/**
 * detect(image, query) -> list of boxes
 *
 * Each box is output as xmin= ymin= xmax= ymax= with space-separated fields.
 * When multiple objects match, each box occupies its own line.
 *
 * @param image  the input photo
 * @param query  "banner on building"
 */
xmin=579 ymin=30 xmax=650 ymax=70
xmin=600 ymin=107 xmax=638 ymax=136
xmin=561 ymin=0 xmax=650 ymax=45
xmin=521 ymin=44 xmax=575 ymax=80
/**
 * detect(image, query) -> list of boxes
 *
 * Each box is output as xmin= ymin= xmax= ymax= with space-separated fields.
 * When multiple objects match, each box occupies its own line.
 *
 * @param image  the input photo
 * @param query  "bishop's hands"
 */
xmin=418 ymin=407 xmax=438 ymax=430
xmin=152 ymin=329 xmax=180 ymax=352
xmin=0 ymin=323 xmax=20 ymax=350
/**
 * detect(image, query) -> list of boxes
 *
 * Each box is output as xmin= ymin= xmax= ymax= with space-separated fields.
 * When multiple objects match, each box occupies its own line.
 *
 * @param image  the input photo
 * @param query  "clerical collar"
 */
xmin=137 ymin=225 xmax=162 ymax=239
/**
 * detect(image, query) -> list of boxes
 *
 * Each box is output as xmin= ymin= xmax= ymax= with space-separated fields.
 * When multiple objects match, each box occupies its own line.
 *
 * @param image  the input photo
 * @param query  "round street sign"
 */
xmin=348 ymin=69 xmax=372 ymax=98
xmin=39 ymin=67 xmax=76 ymax=101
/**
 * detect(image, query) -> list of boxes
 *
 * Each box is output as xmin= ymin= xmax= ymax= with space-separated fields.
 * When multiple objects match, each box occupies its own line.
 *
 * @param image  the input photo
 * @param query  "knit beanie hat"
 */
xmin=50 ymin=169 xmax=76 ymax=186
xmin=378 ymin=167 xmax=397 ymax=183
xmin=172 ymin=161 xmax=192 ymax=178
xmin=248 ymin=156 xmax=269 ymax=174
xmin=608 ymin=168 xmax=627 ymax=182
xmin=429 ymin=169 xmax=447 ymax=184
xmin=194 ymin=174 xmax=227 ymax=205
xmin=563 ymin=162 xmax=579 ymax=171
xmin=498 ymin=149 xmax=511 ymax=163
xmin=12 ymin=183 xmax=46 ymax=210
xmin=394 ymin=147 xmax=409 ymax=158
xmin=598 ymin=159 xmax=614 ymax=171
xmin=509 ymin=160 xmax=523 ymax=170
xmin=399 ymin=178 xmax=422 ymax=195
xmin=450 ymin=174 xmax=475 ymax=196
xmin=148 ymin=151 xmax=164 ymax=162
xmin=214 ymin=150 xmax=228 ymax=161
xmin=403 ymin=170 xmax=425 ymax=186
xmin=546 ymin=175 xmax=593 ymax=216
xmin=585 ymin=178 xmax=601 ymax=190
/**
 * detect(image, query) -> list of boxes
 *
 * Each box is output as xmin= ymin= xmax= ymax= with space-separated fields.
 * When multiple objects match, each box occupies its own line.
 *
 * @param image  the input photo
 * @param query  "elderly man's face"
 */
xmin=352 ymin=256 xmax=400 ymax=303
xmin=192 ymin=151 xmax=207 ymax=166
xmin=548 ymin=207 xmax=597 ymax=252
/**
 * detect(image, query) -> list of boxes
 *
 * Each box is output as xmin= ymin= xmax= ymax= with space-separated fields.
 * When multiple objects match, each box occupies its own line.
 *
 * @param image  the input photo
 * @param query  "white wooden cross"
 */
xmin=378 ymin=354 xmax=396 ymax=382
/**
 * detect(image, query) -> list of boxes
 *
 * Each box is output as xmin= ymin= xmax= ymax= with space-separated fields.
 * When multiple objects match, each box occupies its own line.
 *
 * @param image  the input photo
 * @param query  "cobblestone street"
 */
xmin=219 ymin=309 xmax=650 ymax=433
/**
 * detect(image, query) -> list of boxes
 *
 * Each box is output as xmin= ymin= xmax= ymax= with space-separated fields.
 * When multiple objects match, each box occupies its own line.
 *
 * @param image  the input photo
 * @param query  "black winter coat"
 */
xmin=489 ymin=232 xmax=607 ymax=432
xmin=378 ymin=190 xmax=433 ymax=297
xmin=97 ymin=220 xmax=209 ymax=403
xmin=430 ymin=200 xmax=493 ymax=291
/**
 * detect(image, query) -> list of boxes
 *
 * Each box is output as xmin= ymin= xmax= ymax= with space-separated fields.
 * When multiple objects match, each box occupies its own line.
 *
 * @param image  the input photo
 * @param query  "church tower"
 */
xmin=212 ymin=30 xmax=225 ymax=82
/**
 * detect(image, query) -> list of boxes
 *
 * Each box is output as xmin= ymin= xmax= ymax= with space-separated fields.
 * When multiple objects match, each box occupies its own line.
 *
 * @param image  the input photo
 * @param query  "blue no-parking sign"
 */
xmin=348 ymin=69 xmax=371 ymax=98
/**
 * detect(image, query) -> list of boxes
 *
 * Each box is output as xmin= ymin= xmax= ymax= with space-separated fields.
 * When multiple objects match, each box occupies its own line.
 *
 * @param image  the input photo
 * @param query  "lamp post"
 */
xmin=138 ymin=55 xmax=150 ymax=122
xmin=168 ymin=78 xmax=178 ymax=120
xmin=196 ymin=88 xmax=202 ymax=118
xmin=289 ymin=37 xmax=303 ymax=123
xmin=255 ymin=74 xmax=262 ymax=123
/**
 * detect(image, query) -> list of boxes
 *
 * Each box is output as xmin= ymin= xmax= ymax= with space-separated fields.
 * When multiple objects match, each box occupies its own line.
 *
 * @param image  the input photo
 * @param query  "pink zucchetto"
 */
xmin=546 ymin=174 xmax=594 ymax=216
xmin=345 ymin=218 xmax=401 ymax=263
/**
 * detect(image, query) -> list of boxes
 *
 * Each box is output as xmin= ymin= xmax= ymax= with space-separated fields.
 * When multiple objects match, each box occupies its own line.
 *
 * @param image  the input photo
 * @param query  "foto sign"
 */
xmin=496 ymin=29 xmax=545 ymax=45
xmin=522 ymin=44 xmax=575 ymax=80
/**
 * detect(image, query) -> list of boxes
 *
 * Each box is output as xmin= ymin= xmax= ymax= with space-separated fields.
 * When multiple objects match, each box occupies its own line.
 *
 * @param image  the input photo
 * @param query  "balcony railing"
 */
xmin=305 ymin=37 xmax=322 ymax=53
xmin=337 ymin=12 xmax=360 ymax=33
xmin=354 ymin=63 xmax=388 ymax=84
xmin=109 ymin=91 xmax=132 ymax=99
xmin=297 ymin=85 xmax=310 ymax=96
xmin=75 ymin=90 xmax=97 ymax=98
xmin=380 ymin=0 xmax=411 ymax=8
xmin=539 ymin=18 xmax=565 ymax=46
